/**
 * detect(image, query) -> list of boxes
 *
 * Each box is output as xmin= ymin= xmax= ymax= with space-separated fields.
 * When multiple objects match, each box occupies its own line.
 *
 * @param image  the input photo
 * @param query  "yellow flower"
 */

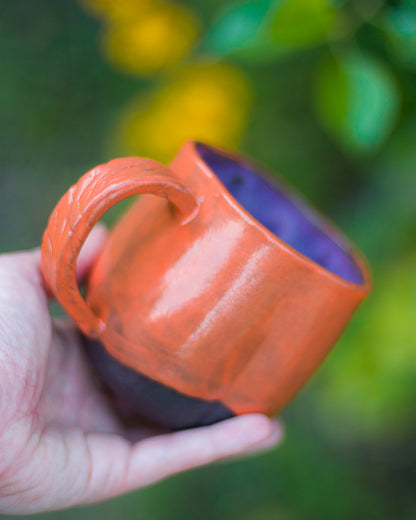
xmin=102 ymin=1 xmax=199 ymax=75
xmin=115 ymin=62 xmax=252 ymax=162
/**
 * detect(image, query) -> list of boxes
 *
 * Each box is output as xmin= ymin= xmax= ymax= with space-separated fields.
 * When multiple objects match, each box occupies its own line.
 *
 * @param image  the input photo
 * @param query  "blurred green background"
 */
xmin=1 ymin=0 xmax=415 ymax=518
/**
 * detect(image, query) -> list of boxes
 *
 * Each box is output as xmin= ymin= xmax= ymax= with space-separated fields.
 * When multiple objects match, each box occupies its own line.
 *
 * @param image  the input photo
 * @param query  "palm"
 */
xmin=33 ymin=317 xmax=126 ymax=435
xmin=0 ymin=228 xmax=281 ymax=515
xmin=0 ymin=230 xmax=122 ymax=432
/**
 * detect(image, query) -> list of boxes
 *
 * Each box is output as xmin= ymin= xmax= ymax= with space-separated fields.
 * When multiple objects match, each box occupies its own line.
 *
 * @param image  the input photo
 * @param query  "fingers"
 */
xmin=217 ymin=417 xmax=283 ymax=463
xmin=75 ymin=223 xmax=108 ymax=283
xmin=245 ymin=418 xmax=283 ymax=454
xmin=0 ymin=414 xmax=282 ymax=513
xmin=80 ymin=414 xmax=282 ymax=505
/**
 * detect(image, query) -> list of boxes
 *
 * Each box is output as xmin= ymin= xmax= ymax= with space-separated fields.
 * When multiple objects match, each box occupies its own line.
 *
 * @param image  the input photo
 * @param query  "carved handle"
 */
xmin=41 ymin=157 xmax=199 ymax=338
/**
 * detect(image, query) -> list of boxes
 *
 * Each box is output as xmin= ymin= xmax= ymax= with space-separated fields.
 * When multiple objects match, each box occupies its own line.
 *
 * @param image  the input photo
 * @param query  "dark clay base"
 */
xmin=81 ymin=335 xmax=234 ymax=430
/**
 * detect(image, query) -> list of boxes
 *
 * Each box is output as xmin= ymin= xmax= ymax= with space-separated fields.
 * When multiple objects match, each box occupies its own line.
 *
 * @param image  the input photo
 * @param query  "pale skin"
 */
xmin=0 ymin=225 xmax=283 ymax=515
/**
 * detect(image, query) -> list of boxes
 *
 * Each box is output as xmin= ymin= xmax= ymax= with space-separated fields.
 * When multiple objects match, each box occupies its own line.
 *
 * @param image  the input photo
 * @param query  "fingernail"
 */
xmin=246 ymin=417 xmax=275 ymax=444
xmin=223 ymin=414 xmax=276 ymax=450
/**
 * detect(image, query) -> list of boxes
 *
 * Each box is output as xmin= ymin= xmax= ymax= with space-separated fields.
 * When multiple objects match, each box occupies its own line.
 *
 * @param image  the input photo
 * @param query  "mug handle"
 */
xmin=41 ymin=157 xmax=199 ymax=338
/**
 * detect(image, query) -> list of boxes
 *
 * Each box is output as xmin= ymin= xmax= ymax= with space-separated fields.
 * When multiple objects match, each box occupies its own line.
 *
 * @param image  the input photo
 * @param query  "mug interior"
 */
xmin=196 ymin=143 xmax=364 ymax=285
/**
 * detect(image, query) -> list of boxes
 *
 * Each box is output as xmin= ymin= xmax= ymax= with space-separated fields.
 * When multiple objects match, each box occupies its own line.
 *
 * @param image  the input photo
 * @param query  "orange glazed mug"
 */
xmin=41 ymin=141 xmax=370 ymax=429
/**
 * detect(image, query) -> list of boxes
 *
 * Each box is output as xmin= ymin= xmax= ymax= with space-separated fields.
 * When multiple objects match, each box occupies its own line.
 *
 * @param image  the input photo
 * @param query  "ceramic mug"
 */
xmin=41 ymin=141 xmax=370 ymax=429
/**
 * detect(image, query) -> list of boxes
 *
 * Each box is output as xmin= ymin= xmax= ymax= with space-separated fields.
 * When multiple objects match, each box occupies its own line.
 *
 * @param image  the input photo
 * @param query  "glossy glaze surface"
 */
xmin=41 ymin=141 xmax=370 ymax=418
xmin=196 ymin=143 xmax=363 ymax=284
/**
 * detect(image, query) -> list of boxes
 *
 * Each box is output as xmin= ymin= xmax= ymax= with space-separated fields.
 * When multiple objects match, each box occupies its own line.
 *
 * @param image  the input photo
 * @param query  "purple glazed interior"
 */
xmin=196 ymin=143 xmax=364 ymax=285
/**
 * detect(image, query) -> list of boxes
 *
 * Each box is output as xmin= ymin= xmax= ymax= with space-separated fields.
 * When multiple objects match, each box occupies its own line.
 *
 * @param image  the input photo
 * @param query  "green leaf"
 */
xmin=314 ymin=52 xmax=400 ymax=153
xmin=204 ymin=0 xmax=336 ymax=61
xmin=382 ymin=6 xmax=416 ymax=70
xmin=204 ymin=0 xmax=276 ymax=56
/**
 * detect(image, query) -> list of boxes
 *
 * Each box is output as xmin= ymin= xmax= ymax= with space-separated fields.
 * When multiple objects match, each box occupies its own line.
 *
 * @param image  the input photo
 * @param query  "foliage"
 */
xmin=205 ymin=0 xmax=335 ymax=60
xmin=314 ymin=52 xmax=400 ymax=153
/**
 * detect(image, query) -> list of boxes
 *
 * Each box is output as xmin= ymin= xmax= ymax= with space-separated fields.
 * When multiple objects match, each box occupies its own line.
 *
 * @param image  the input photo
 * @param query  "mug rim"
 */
xmin=186 ymin=140 xmax=371 ymax=296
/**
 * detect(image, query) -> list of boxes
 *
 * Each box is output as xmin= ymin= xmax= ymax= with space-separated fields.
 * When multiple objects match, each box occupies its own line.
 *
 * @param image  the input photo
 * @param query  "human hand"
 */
xmin=0 ymin=226 xmax=283 ymax=515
